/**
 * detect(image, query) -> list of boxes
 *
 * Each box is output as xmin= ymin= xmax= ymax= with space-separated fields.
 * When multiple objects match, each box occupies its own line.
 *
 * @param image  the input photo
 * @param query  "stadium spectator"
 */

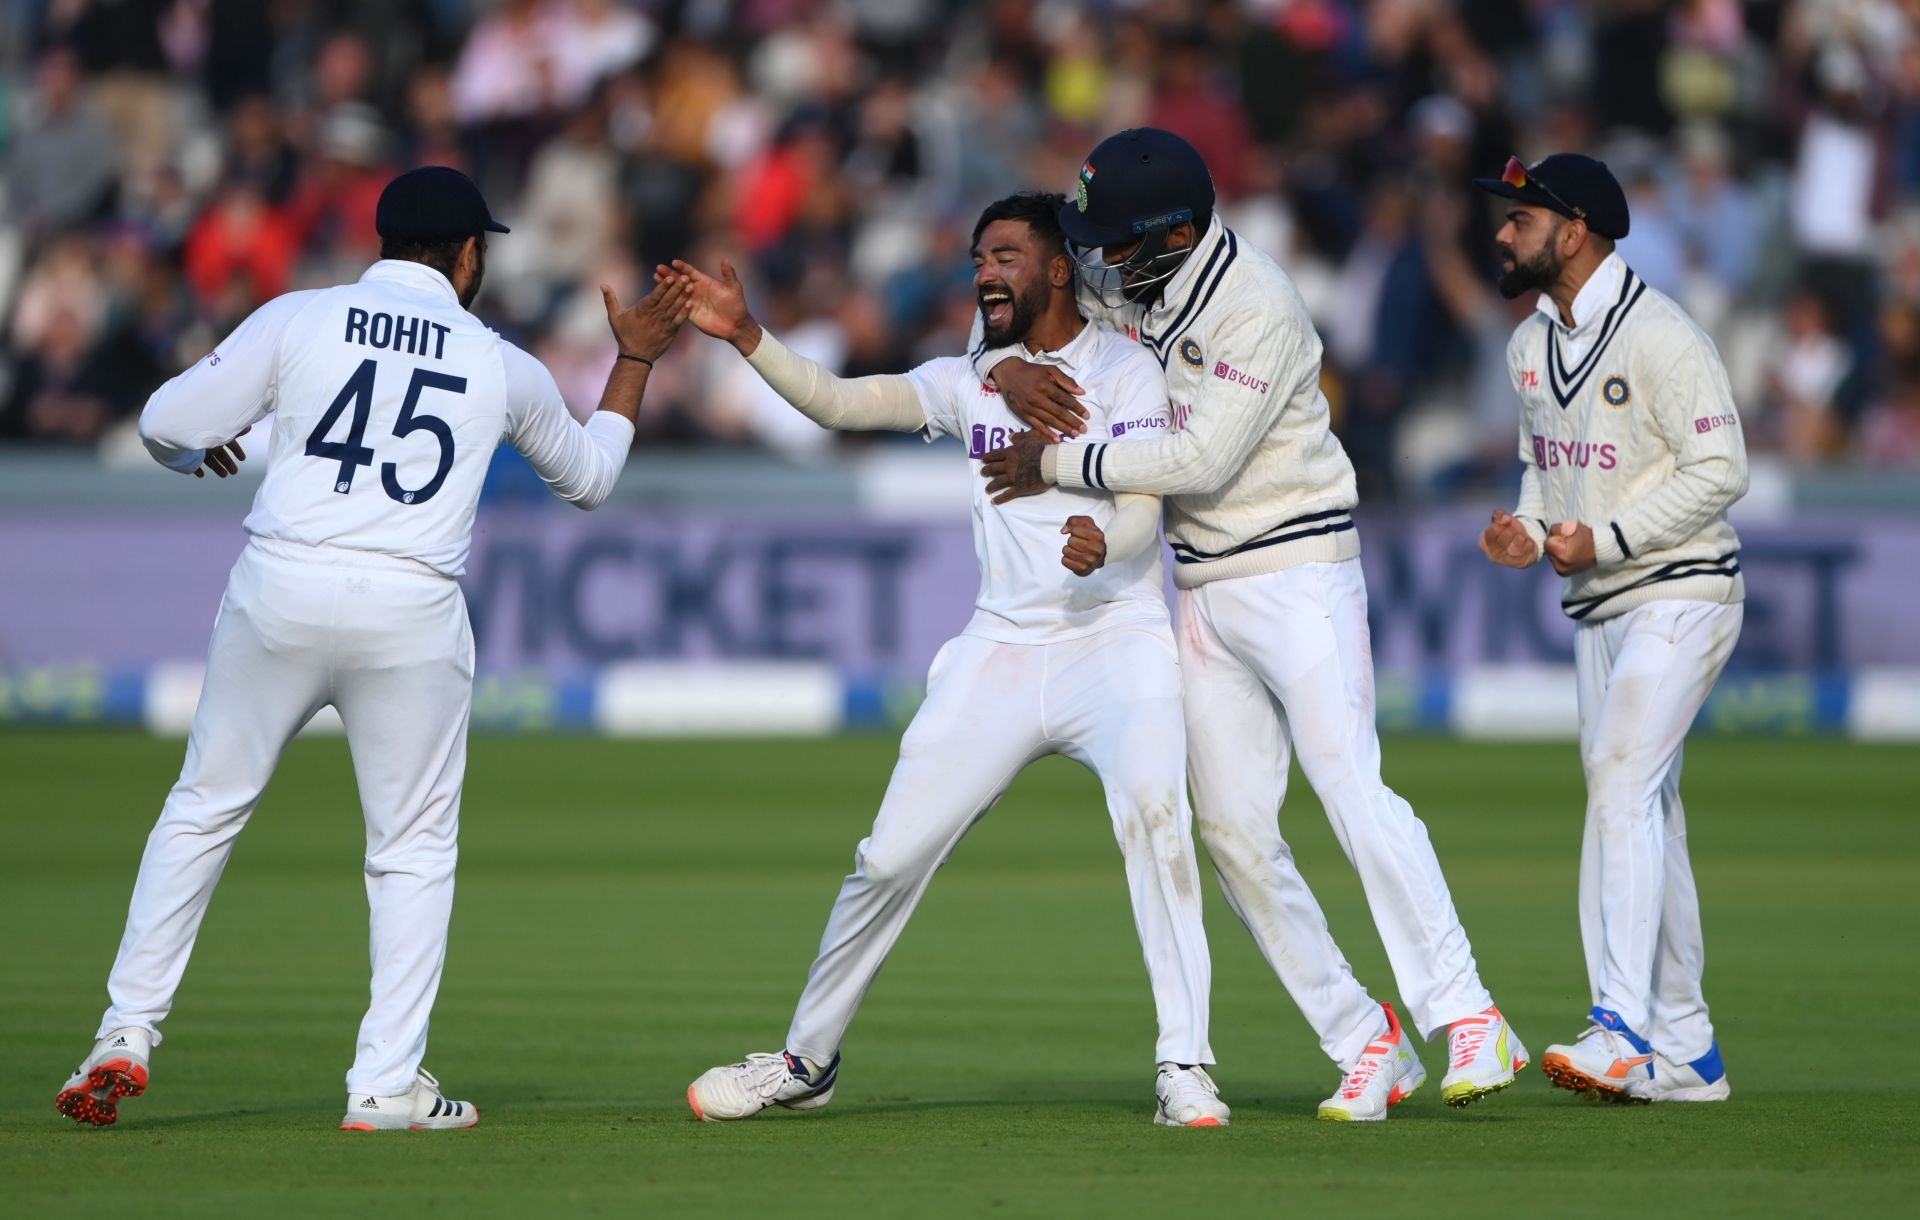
xmin=1 ymin=0 xmax=1917 ymax=495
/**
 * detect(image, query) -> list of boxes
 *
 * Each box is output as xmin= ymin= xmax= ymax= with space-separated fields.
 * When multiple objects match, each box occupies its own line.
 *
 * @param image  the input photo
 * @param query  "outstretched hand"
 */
xmin=663 ymin=258 xmax=762 ymax=354
xmin=602 ymin=274 xmax=690 ymax=363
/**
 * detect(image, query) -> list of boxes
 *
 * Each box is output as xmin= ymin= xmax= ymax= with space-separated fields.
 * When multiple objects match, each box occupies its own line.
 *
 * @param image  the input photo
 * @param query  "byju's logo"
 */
xmin=1694 ymin=414 xmax=1738 ymax=434
xmin=1112 ymin=417 xmax=1170 ymax=438
xmin=1212 ymin=362 xmax=1270 ymax=394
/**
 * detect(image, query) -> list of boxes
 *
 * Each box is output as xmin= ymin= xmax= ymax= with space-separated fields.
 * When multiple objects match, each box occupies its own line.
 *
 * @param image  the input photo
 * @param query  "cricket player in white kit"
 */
xmin=55 ymin=167 xmax=692 ymax=1130
xmin=678 ymin=193 xmax=1229 ymax=1128
xmin=976 ymin=130 xmax=1525 ymax=1121
xmin=1475 ymin=154 xmax=1745 ymax=1104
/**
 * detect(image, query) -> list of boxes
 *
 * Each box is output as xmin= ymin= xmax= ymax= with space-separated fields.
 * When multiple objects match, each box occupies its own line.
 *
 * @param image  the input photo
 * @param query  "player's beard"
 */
xmin=1496 ymin=238 xmax=1560 ymax=300
xmin=981 ymin=275 xmax=1048 ymax=347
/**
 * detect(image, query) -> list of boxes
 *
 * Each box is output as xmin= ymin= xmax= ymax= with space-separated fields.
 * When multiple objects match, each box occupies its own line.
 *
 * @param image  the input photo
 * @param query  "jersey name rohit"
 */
xmin=344 ymin=307 xmax=452 ymax=360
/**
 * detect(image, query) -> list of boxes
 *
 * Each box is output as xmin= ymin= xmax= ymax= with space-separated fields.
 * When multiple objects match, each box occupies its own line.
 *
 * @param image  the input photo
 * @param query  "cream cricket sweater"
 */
xmin=971 ymin=221 xmax=1360 ymax=588
xmin=1507 ymin=253 xmax=1748 ymax=622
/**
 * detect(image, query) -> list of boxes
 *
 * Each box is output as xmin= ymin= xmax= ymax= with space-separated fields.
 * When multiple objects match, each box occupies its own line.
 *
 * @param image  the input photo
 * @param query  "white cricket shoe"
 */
xmin=1317 ymin=1002 xmax=1426 ymax=1121
xmin=1541 ymin=1006 xmax=1655 ymax=1102
xmin=340 ymin=1068 xmax=478 ymax=1131
xmin=55 ymin=1027 xmax=152 ymax=1127
xmin=687 ymin=1051 xmax=838 ymax=1121
xmin=1441 ymin=1003 xmax=1529 ymax=1108
xmin=1622 ymin=1043 xmax=1730 ymax=1103
xmin=1154 ymin=1063 xmax=1230 ymax=1128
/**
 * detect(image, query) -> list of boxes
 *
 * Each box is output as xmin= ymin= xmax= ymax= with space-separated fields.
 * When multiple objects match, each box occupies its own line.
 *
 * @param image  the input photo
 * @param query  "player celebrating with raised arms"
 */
xmin=975 ymin=130 xmax=1526 ymax=1121
xmin=676 ymin=192 xmax=1229 ymax=1129
xmin=55 ymin=167 xmax=691 ymax=1131
xmin=1474 ymin=154 xmax=1745 ymax=1103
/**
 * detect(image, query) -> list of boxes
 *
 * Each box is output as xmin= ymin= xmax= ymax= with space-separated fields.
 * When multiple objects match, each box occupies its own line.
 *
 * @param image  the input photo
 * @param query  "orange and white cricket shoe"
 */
xmin=340 ymin=1068 xmax=478 ymax=1131
xmin=1441 ymin=1004 xmax=1529 ymax=1107
xmin=1154 ymin=1063 xmax=1230 ymax=1127
xmin=55 ymin=1027 xmax=152 ymax=1127
xmin=1541 ymin=1007 xmax=1655 ymax=1102
xmin=1317 ymin=1002 xmax=1426 ymax=1121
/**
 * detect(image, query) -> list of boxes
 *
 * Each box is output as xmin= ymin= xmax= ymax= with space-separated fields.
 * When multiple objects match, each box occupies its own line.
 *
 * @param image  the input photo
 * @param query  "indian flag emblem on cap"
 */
xmin=1076 ymin=161 xmax=1096 ymax=212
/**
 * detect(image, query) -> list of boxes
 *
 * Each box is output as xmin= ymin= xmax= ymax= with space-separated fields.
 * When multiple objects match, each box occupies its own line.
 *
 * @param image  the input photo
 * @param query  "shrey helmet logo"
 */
xmin=1179 ymin=338 xmax=1203 ymax=369
xmin=1076 ymin=161 xmax=1096 ymax=213
xmin=1603 ymin=376 xmax=1630 ymax=408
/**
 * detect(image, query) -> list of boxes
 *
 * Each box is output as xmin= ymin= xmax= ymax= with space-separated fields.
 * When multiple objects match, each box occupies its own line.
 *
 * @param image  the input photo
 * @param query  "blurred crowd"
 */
xmin=3 ymin=0 xmax=1920 ymax=500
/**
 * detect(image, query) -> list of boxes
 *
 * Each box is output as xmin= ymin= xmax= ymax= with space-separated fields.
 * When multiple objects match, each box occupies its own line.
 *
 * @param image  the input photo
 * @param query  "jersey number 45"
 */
xmin=306 ymin=357 xmax=464 ymax=505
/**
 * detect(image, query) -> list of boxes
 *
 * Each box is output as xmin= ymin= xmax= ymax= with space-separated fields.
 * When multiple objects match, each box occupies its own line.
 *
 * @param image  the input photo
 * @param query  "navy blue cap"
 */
xmin=1060 ymin=128 xmax=1216 ymax=250
xmin=375 ymin=166 xmax=510 ymax=244
xmin=1473 ymin=153 xmax=1630 ymax=239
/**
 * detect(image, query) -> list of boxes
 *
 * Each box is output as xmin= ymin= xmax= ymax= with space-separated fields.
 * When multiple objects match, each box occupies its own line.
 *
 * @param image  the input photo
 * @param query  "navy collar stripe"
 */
xmin=1147 ymin=229 xmax=1237 ymax=352
xmin=1152 ymin=242 xmax=1238 ymax=371
xmin=1549 ymin=267 xmax=1635 ymax=386
xmin=1547 ymin=271 xmax=1645 ymax=409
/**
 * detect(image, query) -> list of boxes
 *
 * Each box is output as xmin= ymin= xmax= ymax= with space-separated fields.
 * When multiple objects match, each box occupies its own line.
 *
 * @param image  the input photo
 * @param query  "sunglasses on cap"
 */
xmin=1502 ymin=156 xmax=1585 ymax=223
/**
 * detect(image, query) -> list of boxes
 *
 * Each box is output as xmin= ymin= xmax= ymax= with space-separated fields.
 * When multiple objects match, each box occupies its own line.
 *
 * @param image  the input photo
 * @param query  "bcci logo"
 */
xmin=1603 ymin=375 xmax=1630 ymax=408
xmin=1179 ymin=337 xmax=1203 ymax=369
xmin=1076 ymin=161 xmax=1095 ymax=213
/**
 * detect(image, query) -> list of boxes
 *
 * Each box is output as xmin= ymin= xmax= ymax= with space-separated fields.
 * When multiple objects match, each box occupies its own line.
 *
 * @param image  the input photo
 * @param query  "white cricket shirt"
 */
xmin=139 ymin=260 xmax=633 ymax=576
xmin=906 ymin=320 xmax=1174 ymax=645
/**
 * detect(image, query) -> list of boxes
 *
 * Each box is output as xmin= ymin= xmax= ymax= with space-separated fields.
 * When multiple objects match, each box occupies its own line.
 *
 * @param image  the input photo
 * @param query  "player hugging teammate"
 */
xmin=58 ymin=141 xmax=1745 ymax=1134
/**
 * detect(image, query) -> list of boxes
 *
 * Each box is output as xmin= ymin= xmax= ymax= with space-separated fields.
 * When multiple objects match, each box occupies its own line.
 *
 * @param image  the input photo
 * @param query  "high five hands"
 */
xmin=656 ymin=260 xmax=762 ymax=354
xmin=601 ymin=272 xmax=691 ymax=363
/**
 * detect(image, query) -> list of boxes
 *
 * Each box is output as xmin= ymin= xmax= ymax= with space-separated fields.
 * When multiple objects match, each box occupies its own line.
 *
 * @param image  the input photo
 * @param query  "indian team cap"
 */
xmin=376 ymin=166 xmax=511 ymax=244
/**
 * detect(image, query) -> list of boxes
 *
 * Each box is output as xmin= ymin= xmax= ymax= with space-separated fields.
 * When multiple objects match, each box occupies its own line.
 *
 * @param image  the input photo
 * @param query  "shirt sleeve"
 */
xmin=1054 ymin=305 xmax=1293 ymax=495
xmin=1508 ymin=333 xmax=1549 ymax=557
xmin=1592 ymin=330 xmax=1749 ymax=566
xmin=137 ymin=291 xmax=319 ymax=473
xmin=900 ymin=356 xmax=970 ymax=441
xmin=1100 ymin=491 xmax=1163 ymax=564
xmin=746 ymin=329 xmax=928 ymax=433
xmin=501 ymin=343 xmax=633 ymax=510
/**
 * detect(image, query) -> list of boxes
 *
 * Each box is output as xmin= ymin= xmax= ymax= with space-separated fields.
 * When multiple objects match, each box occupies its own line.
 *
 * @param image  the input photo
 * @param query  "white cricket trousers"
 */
xmin=1575 ymin=598 xmax=1740 ymax=1061
xmin=785 ymin=625 xmax=1214 ymax=1067
xmin=97 ymin=537 xmax=472 ymax=1096
xmin=1178 ymin=558 xmax=1492 ymax=1069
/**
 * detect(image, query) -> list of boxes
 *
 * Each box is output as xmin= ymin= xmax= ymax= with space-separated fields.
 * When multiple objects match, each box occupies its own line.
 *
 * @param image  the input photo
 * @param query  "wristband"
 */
xmin=618 ymin=352 xmax=654 ymax=367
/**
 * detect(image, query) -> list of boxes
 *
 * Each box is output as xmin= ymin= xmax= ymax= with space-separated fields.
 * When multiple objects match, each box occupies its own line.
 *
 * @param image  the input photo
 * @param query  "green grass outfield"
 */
xmin=2 ymin=731 xmax=1915 ymax=1218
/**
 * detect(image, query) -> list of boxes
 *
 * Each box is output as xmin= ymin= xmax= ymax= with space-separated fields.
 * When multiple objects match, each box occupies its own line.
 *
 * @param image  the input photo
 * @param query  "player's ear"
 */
xmin=1050 ymin=249 xmax=1072 ymax=288
xmin=1168 ymin=222 xmax=1194 ymax=250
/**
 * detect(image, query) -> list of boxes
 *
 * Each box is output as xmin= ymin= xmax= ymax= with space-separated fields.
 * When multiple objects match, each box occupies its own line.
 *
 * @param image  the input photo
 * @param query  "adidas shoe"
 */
xmin=1622 ymin=1043 xmax=1730 ymax=1103
xmin=1317 ymin=1002 xmax=1426 ymax=1121
xmin=55 ymin=1027 xmax=152 ymax=1127
xmin=1441 ymin=1003 xmax=1529 ymax=1107
xmin=1541 ymin=1007 xmax=1655 ymax=1102
xmin=687 ymin=1051 xmax=838 ymax=1122
xmin=339 ymin=1068 xmax=478 ymax=1131
xmin=1154 ymin=1063 xmax=1230 ymax=1128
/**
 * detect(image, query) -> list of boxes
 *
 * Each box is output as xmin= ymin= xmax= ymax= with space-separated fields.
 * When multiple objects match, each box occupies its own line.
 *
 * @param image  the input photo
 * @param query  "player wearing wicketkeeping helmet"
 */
xmin=972 ymin=128 xmax=1528 ymax=1120
xmin=1475 ymin=153 xmax=1746 ymax=1104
